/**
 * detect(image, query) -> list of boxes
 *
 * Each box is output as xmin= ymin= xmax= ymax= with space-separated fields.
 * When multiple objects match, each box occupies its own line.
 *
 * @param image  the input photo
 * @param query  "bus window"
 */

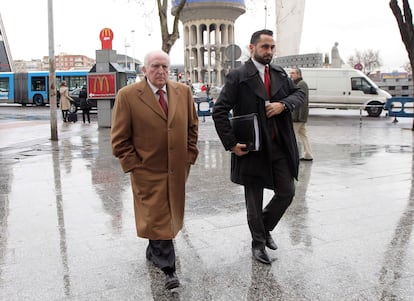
xmin=0 ymin=77 xmax=10 ymax=99
xmin=31 ymin=76 xmax=46 ymax=91
xmin=63 ymin=76 xmax=86 ymax=91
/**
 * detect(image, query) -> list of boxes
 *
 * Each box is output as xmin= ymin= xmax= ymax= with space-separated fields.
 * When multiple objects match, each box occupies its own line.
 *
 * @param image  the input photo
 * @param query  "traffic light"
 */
xmin=178 ymin=72 xmax=182 ymax=79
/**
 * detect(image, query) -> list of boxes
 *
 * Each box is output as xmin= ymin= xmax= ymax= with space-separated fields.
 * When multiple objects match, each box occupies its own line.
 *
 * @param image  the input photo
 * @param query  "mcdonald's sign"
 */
xmin=100 ymin=28 xmax=114 ymax=50
xmin=87 ymin=73 xmax=117 ymax=99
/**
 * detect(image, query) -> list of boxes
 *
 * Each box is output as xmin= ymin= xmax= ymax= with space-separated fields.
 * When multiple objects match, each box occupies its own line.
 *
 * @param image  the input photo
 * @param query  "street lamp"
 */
xmin=131 ymin=30 xmax=135 ymax=72
xmin=124 ymin=38 xmax=130 ymax=71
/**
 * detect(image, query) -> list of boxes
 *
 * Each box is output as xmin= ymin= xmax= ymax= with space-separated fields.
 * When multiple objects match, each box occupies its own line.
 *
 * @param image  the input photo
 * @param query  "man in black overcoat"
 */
xmin=212 ymin=29 xmax=305 ymax=264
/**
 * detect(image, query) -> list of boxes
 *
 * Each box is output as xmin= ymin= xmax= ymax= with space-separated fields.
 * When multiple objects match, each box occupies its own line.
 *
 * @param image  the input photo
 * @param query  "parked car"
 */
xmin=69 ymin=87 xmax=82 ymax=108
xmin=69 ymin=86 xmax=96 ymax=109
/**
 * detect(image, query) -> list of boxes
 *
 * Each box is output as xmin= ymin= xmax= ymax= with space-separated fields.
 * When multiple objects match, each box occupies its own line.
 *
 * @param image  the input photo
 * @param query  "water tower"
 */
xmin=172 ymin=0 xmax=245 ymax=86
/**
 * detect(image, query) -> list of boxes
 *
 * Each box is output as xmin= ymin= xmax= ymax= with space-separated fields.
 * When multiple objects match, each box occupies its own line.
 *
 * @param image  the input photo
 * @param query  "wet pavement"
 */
xmin=0 ymin=106 xmax=413 ymax=300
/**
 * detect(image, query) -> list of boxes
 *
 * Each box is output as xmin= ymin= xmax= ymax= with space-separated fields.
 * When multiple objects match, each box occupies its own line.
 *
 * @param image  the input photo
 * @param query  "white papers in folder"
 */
xmin=253 ymin=114 xmax=260 ymax=151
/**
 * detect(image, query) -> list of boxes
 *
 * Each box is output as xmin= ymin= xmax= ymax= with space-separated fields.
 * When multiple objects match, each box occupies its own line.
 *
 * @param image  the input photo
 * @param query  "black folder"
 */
xmin=229 ymin=113 xmax=260 ymax=151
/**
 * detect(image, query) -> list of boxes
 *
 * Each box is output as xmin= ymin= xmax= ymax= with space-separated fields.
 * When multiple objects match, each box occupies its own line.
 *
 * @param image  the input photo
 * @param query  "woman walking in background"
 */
xmin=59 ymin=81 xmax=73 ymax=122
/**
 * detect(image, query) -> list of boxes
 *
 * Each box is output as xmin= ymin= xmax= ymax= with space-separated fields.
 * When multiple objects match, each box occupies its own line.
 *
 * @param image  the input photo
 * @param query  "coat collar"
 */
xmin=242 ymin=59 xmax=287 ymax=101
xmin=135 ymin=79 xmax=180 ymax=122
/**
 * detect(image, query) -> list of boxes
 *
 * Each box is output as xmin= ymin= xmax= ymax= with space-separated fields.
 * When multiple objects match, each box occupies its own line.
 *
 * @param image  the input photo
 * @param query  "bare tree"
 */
xmin=129 ymin=0 xmax=186 ymax=54
xmin=157 ymin=0 xmax=186 ymax=54
xmin=390 ymin=0 xmax=414 ymax=130
xmin=347 ymin=49 xmax=382 ymax=73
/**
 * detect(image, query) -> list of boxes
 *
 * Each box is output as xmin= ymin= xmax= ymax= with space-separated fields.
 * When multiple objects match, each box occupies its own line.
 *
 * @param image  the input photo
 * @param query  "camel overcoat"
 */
xmin=59 ymin=86 xmax=73 ymax=111
xmin=111 ymin=78 xmax=199 ymax=240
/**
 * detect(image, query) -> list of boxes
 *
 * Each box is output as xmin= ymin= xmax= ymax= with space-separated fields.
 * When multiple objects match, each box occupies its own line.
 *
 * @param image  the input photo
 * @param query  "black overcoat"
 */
xmin=212 ymin=59 xmax=305 ymax=189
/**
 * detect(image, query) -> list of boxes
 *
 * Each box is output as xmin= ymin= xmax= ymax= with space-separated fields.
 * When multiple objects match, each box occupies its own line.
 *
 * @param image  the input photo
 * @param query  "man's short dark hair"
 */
xmin=250 ymin=29 xmax=273 ymax=45
xmin=293 ymin=67 xmax=302 ymax=77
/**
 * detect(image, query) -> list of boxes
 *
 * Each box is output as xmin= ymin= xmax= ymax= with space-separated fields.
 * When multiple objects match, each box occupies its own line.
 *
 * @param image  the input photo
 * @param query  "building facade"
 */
xmin=43 ymin=53 xmax=96 ymax=71
xmin=12 ymin=54 xmax=95 ymax=72
xmin=13 ymin=59 xmax=43 ymax=72
xmin=370 ymin=71 xmax=413 ymax=97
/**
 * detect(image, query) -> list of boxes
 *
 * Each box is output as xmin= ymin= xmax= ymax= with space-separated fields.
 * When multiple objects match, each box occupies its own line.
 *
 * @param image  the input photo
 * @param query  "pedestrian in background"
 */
xmin=79 ymin=86 xmax=90 ymax=124
xmin=212 ymin=29 xmax=304 ymax=265
xmin=59 ymin=81 xmax=73 ymax=122
xmin=290 ymin=68 xmax=313 ymax=161
xmin=111 ymin=50 xmax=199 ymax=290
xmin=205 ymin=84 xmax=211 ymax=99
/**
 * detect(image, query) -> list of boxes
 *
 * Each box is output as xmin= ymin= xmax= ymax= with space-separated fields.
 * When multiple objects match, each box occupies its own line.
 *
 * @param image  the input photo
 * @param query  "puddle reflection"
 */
xmin=91 ymin=129 xmax=128 ymax=234
xmin=52 ymin=141 xmax=72 ymax=297
xmin=247 ymin=260 xmax=282 ymax=300
xmin=285 ymin=162 xmax=313 ymax=247
xmin=0 ymin=162 xmax=12 ymax=283
xmin=378 ymin=152 xmax=414 ymax=298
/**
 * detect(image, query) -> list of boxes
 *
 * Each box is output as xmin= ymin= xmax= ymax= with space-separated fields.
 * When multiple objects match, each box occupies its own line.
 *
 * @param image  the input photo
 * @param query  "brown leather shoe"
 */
xmin=252 ymin=248 xmax=271 ymax=264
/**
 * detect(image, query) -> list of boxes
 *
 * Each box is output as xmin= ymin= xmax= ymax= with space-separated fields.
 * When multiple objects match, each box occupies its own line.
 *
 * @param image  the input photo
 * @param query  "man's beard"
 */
xmin=254 ymin=54 xmax=272 ymax=65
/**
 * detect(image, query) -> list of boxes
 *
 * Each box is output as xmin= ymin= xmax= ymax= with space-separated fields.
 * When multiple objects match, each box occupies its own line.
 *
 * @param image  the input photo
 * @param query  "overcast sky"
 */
xmin=1 ymin=0 xmax=410 ymax=71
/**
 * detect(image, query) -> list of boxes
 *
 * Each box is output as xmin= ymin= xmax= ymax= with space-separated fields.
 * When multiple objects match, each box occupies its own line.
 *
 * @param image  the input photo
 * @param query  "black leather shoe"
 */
xmin=145 ymin=246 xmax=152 ymax=262
xmin=252 ymin=248 xmax=271 ymax=264
xmin=266 ymin=235 xmax=278 ymax=250
xmin=165 ymin=272 xmax=180 ymax=290
xmin=300 ymin=157 xmax=313 ymax=161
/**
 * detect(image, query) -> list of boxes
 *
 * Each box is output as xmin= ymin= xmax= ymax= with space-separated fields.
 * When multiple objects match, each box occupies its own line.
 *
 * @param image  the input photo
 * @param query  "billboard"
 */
xmin=87 ymin=73 xmax=117 ymax=99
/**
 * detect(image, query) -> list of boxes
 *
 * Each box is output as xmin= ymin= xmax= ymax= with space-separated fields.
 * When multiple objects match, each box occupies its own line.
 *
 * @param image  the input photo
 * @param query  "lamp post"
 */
xmin=131 ymin=29 xmax=135 ymax=72
xmin=124 ymin=38 xmax=130 ymax=71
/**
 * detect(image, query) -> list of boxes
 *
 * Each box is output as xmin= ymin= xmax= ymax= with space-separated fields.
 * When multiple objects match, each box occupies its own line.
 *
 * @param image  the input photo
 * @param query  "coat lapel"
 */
xmin=166 ymin=81 xmax=178 ymax=125
xmin=243 ymin=60 xmax=268 ymax=101
xmin=268 ymin=64 xmax=284 ymax=99
xmin=136 ymin=80 xmax=167 ymax=120
xmin=243 ymin=59 xmax=285 ymax=101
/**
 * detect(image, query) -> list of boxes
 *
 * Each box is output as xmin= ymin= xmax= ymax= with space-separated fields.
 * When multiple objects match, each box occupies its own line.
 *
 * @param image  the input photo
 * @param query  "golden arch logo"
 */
xmin=87 ymin=73 xmax=116 ymax=99
xmin=93 ymin=76 xmax=110 ymax=93
xmin=99 ymin=28 xmax=114 ymax=50
xmin=100 ymin=28 xmax=113 ymax=41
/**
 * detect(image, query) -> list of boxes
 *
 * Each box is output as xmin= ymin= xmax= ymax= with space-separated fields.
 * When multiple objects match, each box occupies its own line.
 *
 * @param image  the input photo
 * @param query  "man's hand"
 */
xmin=231 ymin=143 xmax=249 ymax=156
xmin=265 ymin=102 xmax=285 ymax=118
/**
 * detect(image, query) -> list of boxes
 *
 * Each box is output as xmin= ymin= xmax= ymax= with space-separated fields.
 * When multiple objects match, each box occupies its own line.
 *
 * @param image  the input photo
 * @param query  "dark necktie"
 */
xmin=264 ymin=65 xmax=271 ymax=97
xmin=157 ymin=89 xmax=168 ymax=116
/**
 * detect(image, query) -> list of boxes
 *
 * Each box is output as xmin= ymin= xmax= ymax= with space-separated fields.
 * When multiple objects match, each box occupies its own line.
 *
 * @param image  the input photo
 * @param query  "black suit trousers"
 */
xmin=244 ymin=156 xmax=295 ymax=249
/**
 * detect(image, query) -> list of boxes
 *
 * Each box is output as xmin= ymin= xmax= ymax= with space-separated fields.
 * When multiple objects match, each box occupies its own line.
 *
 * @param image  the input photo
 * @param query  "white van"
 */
xmin=299 ymin=68 xmax=392 ymax=117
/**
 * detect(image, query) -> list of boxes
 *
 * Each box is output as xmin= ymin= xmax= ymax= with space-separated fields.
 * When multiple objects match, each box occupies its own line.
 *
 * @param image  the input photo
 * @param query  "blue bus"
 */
xmin=0 ymin=70 xmax=88 ymax=106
